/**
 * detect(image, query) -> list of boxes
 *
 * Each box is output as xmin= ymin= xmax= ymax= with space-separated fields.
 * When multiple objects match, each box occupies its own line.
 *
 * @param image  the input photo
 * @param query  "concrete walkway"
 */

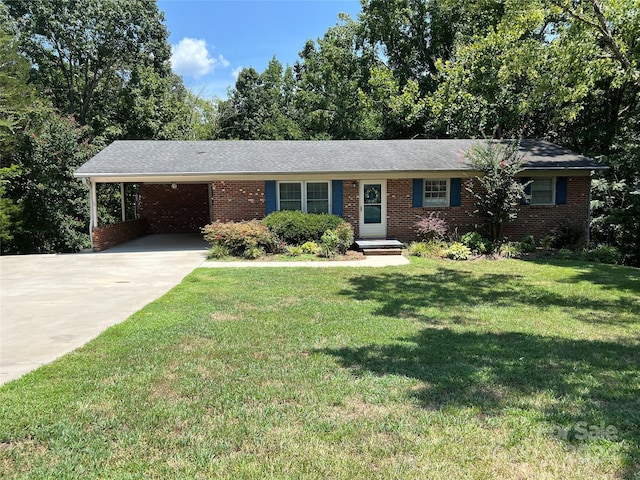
xmin=0 ymin=234 xmax=208 ymax=385
xmin=0 ymin=234 xmax=408 ymax=386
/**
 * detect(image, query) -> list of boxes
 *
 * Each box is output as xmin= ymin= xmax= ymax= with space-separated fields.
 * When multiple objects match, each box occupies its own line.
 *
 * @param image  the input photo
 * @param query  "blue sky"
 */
xmin=158 ymin=0 xmax=362 ymax=99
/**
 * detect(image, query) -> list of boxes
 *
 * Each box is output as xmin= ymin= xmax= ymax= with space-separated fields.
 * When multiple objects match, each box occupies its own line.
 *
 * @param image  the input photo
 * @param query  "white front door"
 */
xmin=359 ymin=180 xmax=387 ymax=238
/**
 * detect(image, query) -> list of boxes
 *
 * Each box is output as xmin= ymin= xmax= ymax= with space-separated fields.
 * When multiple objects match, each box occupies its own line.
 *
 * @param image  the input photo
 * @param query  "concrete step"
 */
xmin=362 ymin=248 xmax=404 ymax=256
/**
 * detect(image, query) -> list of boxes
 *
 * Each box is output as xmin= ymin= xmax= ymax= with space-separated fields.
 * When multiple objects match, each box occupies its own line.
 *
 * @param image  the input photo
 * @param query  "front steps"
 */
xmin=355 ymin=239 xmax=405 ymax=256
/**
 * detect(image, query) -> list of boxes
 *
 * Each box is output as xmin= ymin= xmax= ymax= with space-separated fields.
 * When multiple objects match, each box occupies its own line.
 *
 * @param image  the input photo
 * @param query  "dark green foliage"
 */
xmin=550 ymin=222 xmax=586 ymax=250
xmin=2 ymin=113 xmax=95 ymax=253
xmin=464 ymin=140 xmax=531 ymax=241
xmin=333 ymin=221 xmax=355 ymax=254
xmin=460 ymin=231 xmax=493 ymax=254
xmin=519 ymin=234 xmax=536 ymax=253
xmin=202 ymin=220 xmax=280 ymax=258
xmin=584 ymin=245 xmax=623 ymax=265
xmin=262 ymin=210 xmax=345 ymax=245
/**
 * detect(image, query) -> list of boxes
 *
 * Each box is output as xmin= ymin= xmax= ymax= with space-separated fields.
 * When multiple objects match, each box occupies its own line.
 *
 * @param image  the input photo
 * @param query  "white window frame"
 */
xmin=423 ymin=178 xmax=450 ymax=207
xmin=277 ymin=181 xmax=331 ymax=214
xmin=530 ymin=177 xmax=555 ymax=206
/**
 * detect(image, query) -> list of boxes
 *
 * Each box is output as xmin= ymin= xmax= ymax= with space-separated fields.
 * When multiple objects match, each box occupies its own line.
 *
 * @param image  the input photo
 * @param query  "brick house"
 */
xmin=74 ymin=139 xmax=605 ymax=251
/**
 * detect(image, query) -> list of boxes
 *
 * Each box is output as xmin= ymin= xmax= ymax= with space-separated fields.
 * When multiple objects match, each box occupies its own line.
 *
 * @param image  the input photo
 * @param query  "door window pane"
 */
xmin=364 ymin=205 xmax=382 ymax=224
xmin=363 ymin=184 xmax=382 ymax=205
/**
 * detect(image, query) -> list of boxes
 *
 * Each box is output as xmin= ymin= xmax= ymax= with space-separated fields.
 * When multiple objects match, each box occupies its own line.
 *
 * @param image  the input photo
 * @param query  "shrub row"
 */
xmin=203 ymin=211 xmax=354 ymax=259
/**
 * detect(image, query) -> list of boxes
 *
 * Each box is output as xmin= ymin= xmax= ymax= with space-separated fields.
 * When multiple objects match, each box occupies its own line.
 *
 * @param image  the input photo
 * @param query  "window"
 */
xmin=306 ymin=182 xmax=329 ymax=214
xmin=278 ymin=181 xmax=330 ymax=213
xmin=530 ymin=178 xmax=554 ymax=205
xmin=424 ymin=179 xmax=449 ymax=207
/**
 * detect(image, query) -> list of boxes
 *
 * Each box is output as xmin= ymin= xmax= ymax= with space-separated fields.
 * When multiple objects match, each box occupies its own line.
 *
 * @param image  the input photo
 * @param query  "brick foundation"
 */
xmin=139 ymin=184 xmax=210 ymax=233
xmin=91 ymin=218 xmax=148 ymax=252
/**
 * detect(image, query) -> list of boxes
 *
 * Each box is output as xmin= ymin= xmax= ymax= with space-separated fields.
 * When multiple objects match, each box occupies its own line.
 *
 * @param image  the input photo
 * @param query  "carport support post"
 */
xmin=89 ymin=180 xmax=98 ymax=250
xmin=120 ymin=183 xmax=126 ymax=222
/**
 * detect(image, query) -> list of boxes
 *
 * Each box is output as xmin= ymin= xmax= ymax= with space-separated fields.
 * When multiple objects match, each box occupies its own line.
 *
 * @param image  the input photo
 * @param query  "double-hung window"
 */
xmin=530 ymin=178 xmax=554 ymax=205
xmin=424 ymin=179 xmax=449 ymax=207
xmin=278 ymin=181 xmax=330 ymax=214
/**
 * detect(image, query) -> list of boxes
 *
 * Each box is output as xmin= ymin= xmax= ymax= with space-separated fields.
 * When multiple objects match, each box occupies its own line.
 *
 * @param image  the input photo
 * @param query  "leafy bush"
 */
xmin=333 ymin=222 xmax=355 ymax=254
xmin=446 ymin=242 xmax=471 ymax=260
xmin=243 ymin=245 xmax=265 ymax=259
xmin=414 ymin=213 xmax=447 ymax=240
xmin=407 ymin=240 xmax=448 ymax=258
xmin=203 ymin=220 xmax=278 ymax=257
xmin=584 ymin=245 xmax=622 ymax=264
xmin=519 ymin=234 xmax=536 ymax=253
xmin=285 ymin=245 xmax=304 ymax=256
xmin=207 ymin=244 xmax=230 ymax=259
xmin=558 ymin=248 xmax=574 ymax=260
xmin=319 ymin=229 xmax=340 ymax=258
xmin=550 ymin=222 xmax=585 ymax=249
xmin=300 ymin=241 xmax=319 ymax=254
xmin=498 ymin=241 xmax=522 ymax=258
xmin=461 ymin=231 xmax=493 ymax=254
xmin=263 ymin=211 xmax=344 ymax=245
xmin=540 ymin=235 xmax=553 ymax=250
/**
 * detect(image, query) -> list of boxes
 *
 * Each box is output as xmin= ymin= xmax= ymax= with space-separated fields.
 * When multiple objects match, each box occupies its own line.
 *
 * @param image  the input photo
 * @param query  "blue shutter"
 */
xmin=331 ymin=180 xmax=343 ymax=216
xmin=412 ymin=179 xmax=424 ymax=208
xmin=265 ymin=181 xmax=277 ymax=215
xmin=450 ymin=178 xmax=462 ymax=207
xmin=520 ymin=177 xmax=531 ymax=205
xmin=556 ymin=177 xmax=567 ymax=205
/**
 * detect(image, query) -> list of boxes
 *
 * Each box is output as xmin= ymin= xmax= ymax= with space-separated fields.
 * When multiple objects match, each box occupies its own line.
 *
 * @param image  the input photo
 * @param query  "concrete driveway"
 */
xmin=0 ymin=234 xmax=208 ymax=385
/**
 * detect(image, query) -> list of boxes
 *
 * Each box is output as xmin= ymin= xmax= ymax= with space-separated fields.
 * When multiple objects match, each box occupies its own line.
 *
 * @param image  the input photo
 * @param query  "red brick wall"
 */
xmin=342 ymin=180 xmax=360 ymax=237
xmin=503 ymin=176 xmax=591 ymax=240
xmin=137 ymin=177 xmax=591 ymax=243
xmin=211 ymin=180 xmax=266 ymax=222
xmin=91 ymin=219 xmax=148 ymax=252
xmin=387 ymin=176 xmax=591 ymax=242
xmin=139 ymin=184 xmax=210 ymax=233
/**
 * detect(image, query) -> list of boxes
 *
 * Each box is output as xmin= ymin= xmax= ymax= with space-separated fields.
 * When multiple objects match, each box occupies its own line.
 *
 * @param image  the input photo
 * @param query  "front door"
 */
xmin=359 ymin=180 xmax=387 ymax=238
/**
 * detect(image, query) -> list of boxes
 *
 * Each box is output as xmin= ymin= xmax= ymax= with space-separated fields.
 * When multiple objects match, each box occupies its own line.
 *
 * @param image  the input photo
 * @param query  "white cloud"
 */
xmin=170 ymin=38 xmax=228 ymax=79
xmin=231 ymin=67 xmax=244 ymax=80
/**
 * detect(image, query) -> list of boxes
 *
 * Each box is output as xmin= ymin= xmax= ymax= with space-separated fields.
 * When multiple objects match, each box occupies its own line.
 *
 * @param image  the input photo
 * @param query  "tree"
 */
xmin=295 ymin=15 xmax=381 ymax=139
xmin=3 ymin=112 xmax=95 ymax=253
xmin=219 ymin=59 xmax=303 ymax=140
xmin=6 ymin=0 xmax=172 ymax=132
xmin=464 ymin=140 xmax=531 ymax=241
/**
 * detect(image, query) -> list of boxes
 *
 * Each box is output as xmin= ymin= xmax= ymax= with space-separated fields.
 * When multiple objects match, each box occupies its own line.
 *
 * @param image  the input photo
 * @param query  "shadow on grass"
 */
xmin=340 ymin=265 xmax=637 ymax=326
xmin=324 ymin=263 xmax=640 ymax=476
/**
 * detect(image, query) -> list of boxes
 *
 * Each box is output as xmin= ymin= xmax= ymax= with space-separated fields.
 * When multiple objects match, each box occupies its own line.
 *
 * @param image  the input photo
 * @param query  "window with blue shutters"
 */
xmin=413 ymin=178 xmax=462 ymax=207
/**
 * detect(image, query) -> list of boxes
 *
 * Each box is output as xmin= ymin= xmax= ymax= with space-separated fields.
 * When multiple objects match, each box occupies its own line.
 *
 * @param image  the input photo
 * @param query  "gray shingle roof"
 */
xmin=74 ymin=139 xmax=605 ymax=178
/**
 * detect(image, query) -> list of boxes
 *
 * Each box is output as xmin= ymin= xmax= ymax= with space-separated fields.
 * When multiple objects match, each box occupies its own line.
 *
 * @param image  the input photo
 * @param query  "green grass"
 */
xmin=1 ymin=258 xmax=639 ymax=479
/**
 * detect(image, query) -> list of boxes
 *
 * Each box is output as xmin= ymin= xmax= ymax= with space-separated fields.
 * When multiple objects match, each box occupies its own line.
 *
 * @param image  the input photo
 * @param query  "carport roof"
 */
xmin=74 ymin=139 xmax=606 ymax=180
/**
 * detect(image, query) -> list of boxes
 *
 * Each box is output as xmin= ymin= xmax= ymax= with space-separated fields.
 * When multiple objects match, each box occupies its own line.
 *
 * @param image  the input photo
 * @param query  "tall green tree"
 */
xmin=219 ymin=58 xmax=303 ymax=140
xmin=6 ymin=0 xmax=172 ymax=132
xmin=294 ymin=15 xmax=381 ymax=139
xmin=3 ymin=112 xmax=96 ymax=253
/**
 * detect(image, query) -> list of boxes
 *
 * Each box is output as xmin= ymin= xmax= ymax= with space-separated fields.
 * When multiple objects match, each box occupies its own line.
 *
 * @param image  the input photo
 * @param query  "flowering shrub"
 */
xmin=202 ymin=220 xmax=279 ymax=257
xmin=415 ymin=213 xmax=448 ymax=240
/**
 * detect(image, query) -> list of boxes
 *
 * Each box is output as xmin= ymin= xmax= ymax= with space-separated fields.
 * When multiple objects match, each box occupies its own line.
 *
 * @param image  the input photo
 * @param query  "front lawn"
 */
xmin=1 ymin=258 xmax=638 ymax=479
